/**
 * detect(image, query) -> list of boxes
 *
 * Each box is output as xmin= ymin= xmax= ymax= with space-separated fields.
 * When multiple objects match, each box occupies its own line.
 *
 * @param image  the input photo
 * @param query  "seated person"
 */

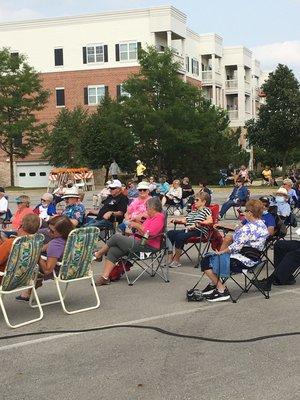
xmin=97 ymin=181 xmax=112 ymax=205
xmin=258 ymin=239 xmax=300 ymax=290
xmin=0 ymin=214 xmax=40 ymax=285
xmin=126 ymin=181 xmax=139 ymax=204
xmin=219 ymin=178 xmax=249 ymax=218
xmin=181 ymin=177 xmax=194 ymax=203
xmin=85 ymin=179 xmax=128 ymax=230
xmin=237 ymin=165 xmax=251 ymax=184
xmin=225 ymin=164 xmax=235 ymax=184
xmin=155 ymin=177 xmax=170 ymax=198
xmin=0 ymin=187 xmax=8 ymax=220
xmin=1 ymin=195 xmax=34 ymax=238
xmin=148 ymin=176 xmax=157 ymax=196
xmin=93 ymin=197 xmax=165 ymax=286
xmin=167 ymin=192 xmax=212 ymax=268
xmin=282 ymin=178 xmax=298 ymax=205
xmin=199 ymin=180 xmax=212 ymax=203
xmin=273 ymin=188 xmax=291 ymax=220
xmin=259 ymin=196 xmax=276 ymax=236
xmin=261 ymin=166 xmax=274 ymax=185
xmin=16 ymin=215 xmax=74 ymax=301
xmin=162 ymin=179 xmax=183 ymax=207
xmin=33 ymin=193 xmax=56 ymax=224
xmin=200 ymin=199 xmax=269 ymax=302
xmin=61 ymin=187 xmax=85 ymax=227
xmin=118 ymin=181 xmax=151 ymax=233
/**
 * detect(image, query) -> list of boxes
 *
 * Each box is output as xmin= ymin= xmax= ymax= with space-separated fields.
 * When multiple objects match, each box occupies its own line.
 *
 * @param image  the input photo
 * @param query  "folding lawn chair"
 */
xmin=222 ymin=259 xmax=269 ymax=303
xmin=165 ymin=200 xmax=183 ymax=216
xmin=119 ymin=232 xmax=169 ymax=285
xmin=30 ymin=227 xmax=100 ymax=314
xmin=0 ymin=233 xmax=44 ymax=328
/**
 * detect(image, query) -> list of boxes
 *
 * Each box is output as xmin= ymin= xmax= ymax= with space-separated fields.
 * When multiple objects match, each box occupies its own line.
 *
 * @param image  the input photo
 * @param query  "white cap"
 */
xmin=136 ymin=160 xmax=141 ymax=164
xmin=137 ymin=181 xmax=150 ymax=190
xmin=108 ymin=179 xmax=122 ymax=188
xmin=62 ymin=187 xmax=80 ymax=199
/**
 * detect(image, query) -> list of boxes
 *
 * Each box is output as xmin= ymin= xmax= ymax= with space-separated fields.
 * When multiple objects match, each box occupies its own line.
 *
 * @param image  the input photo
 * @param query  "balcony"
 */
xmin=172 ymin=53 xmax=185 ymax=73
xmin=228 ymin=110 xmax=239 ymax=120
xmin=202 ymin=70 xmax=212 ymax=84
xmin=225 ymin=79 xmax=238 ymax=91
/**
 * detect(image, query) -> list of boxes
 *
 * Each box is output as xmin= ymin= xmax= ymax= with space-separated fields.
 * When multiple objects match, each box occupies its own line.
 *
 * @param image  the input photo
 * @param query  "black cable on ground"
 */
xmin=0 ymin=325 xmax=299 ymax=344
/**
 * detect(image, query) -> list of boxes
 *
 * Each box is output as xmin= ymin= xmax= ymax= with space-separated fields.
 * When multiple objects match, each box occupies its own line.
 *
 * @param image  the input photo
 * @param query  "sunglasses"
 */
xmin=245 ymin=209 xmax=252 ymax=213
xmin=16 ymin=201 xmax=26 ymax=205
xmin=109 ymin=187 xmax=117 ymax=190
xmin=138 ymin=189 xmax=148 ymax=192
xmin=41 ymin=198 xmax=47 ymax=202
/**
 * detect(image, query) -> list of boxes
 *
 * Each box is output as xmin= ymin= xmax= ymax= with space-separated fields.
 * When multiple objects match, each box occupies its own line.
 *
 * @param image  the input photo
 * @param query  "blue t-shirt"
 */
xmin=262 ymin=212 xmax=275 ymax=228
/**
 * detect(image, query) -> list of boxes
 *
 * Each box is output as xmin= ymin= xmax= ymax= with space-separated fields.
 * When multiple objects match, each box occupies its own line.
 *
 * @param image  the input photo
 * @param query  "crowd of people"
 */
xmin=0 ymin=166 xmax=299 ymax=304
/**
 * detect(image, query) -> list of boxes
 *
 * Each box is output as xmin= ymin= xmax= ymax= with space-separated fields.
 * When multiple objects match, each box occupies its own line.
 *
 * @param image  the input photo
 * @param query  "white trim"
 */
xmin=85 ymin=43 xmax=105 ymax=64
xmin=87 ymin=84 xmax=105 ymax=105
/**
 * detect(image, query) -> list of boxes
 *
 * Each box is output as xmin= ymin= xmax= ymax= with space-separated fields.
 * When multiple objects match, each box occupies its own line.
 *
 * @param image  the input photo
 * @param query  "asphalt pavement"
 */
xmin=0 ymin=186 xmax=299 ymax=400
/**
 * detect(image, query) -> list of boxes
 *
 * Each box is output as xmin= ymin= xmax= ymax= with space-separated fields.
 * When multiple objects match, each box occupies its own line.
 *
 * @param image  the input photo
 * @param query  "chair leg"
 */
xmin=56 ymin=276 xmax=100 ymax=314
xmin=0 ymin=288 xmax=44 ymax=329
xmin=29 ymin=282 xmax=69 ymax=308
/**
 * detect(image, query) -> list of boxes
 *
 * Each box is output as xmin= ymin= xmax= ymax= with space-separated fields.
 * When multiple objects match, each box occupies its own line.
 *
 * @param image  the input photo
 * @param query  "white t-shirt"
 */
xmin=0 ymin=196 xmax=8 ymax=213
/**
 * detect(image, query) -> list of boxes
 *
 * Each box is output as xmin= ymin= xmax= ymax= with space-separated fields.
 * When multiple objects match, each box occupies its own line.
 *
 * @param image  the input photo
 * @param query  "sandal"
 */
xmin=15 ymin=295 xmax=30 ymax=302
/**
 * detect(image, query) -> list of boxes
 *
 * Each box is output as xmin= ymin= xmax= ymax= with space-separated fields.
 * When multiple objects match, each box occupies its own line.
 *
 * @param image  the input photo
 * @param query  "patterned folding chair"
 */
xmin=0 ymin=234 xmax=44 ymax=329
xmin=30 ymin=227 xmax=100 ymax=314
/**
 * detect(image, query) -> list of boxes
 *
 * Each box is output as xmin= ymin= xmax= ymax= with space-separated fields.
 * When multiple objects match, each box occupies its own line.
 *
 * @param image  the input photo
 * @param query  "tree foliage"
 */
xmin=247 ymin=64 xmax=300 ymax=174
xmin=43 ymin=107 xmax=89 ymax=167
xmin=0 ymin=48 xmax=50 ymax=185
xmin=122 ymin=46 xmax=247 ymax=182
xmin=81 ymin=97 xmax=135 ymax=173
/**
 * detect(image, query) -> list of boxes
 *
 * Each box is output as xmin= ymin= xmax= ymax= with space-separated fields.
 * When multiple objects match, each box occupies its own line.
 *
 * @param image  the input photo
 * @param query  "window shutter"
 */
xmin=137 ymin=42 xmax=142 ymax=59
xmin=186 ymin=56 xmax=189 ymax=73
xmin=104 ymin=45 xmax=108 ymax=62
xmin=84 ymin=87 xmax=88 ymax=105
xmin=11 ymin=52 xmax=19 ymax=59
xmin=82 ymin=47 xmax=87 ymax=64
xmin=105 ymin=86 xmax=109 ymax=97
xmin=116 ymin=85 xmax=121 ymax=99
xmin=13 ymin=134 xmax=22 ymax=147
xmin=115 ymin=44 xmax=120 ymax=61
xmin=54 ymin=48 xmax=64 ymax=66
xmin=56 ymin=89 xmax=65 ymax=106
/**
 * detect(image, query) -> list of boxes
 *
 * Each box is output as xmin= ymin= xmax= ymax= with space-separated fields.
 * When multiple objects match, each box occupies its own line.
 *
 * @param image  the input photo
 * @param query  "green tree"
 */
xmin=122 ymin=46 xmax=246 ymax=182
xmin=0 ymin=48 xmax=49 ymax=186
xmin=43 ymin=107 xmax=89 ymax=167
xmin=247 ymin=64 xmax=300 ymax=175
xmin=81 ymin=97 xmax=135 ymax=180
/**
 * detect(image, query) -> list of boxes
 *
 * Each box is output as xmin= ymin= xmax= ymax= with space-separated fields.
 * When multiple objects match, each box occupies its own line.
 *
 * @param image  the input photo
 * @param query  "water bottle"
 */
xmin=92 ymin=194 xmax=98 ymax=209
xmin=141 ymin=230 xmax=150 ymax=245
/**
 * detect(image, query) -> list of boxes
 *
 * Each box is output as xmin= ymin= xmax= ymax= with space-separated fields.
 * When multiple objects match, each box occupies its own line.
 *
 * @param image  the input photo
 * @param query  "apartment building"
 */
xmin=0 ymin=5 xmax=265 ymax=186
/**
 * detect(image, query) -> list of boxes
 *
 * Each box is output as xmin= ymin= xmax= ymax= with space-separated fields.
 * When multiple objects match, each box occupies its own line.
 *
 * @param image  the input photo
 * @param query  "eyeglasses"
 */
xmin=16 ymin=201 xmax=25 ymax=205
xmin=109 ymin=187 xmax=117 ymax=190
xmin=245 ymin=209 xmax=252 ymax=213
xmin=138 ymin=189 xmax=148 ymax=192
xmin=41 ymin=198 xmax=47 ymax=202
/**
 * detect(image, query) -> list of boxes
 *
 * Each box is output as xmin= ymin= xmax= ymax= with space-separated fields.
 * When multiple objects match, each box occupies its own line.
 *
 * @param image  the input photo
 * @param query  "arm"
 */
xmin=39 ymin=256 xmax=58 ymax=275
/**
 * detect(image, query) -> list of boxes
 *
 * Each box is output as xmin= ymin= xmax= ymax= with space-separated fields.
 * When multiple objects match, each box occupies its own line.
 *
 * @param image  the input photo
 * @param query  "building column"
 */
xmin=182 ymin=38 xmax=186 ymax=81
xmin=212 ymin=54 xmax=217 ymax=105
xmin=167 ymin=31 xmax=172 ymax=48
xmin=237 ymin=65 xmax=245 ymax=124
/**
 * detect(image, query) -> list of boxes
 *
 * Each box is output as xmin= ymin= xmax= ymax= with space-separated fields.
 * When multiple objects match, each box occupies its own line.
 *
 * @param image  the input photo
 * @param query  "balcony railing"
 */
xmin=225 ymin=79 xmax=238 ymax=90
xmin=228 ymin=110 xmax=239 ymax=120
xmin=202 ymin=70 xmax=212 ymax=83
xmin=172 ymin=53 xmax=185 ymax=73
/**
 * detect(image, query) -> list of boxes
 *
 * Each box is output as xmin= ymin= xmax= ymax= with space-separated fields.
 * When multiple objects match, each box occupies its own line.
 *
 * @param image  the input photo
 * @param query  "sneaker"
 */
xmin=95 ymin=276 xmax=110 ymax=286
xmin=169 ymin=261 xmax=181 ymax=268
xmin=202 ymin=283 xmax=216 ymax=296
xmin=206 ymin=288 xmax=230 ymax=302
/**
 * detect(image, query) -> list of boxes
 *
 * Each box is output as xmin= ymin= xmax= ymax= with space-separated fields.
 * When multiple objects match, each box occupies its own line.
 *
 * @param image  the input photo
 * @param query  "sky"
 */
xmin=0 ymin=0 xmax=299 ymax=79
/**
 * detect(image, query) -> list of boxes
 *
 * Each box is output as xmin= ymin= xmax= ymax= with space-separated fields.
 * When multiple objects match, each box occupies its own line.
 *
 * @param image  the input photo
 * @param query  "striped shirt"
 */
xmin=186 ymin=207 xmax=212 ymax=235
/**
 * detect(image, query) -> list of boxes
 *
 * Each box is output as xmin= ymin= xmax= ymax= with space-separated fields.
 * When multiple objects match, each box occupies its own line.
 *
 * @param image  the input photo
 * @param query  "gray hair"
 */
xmin=146 ymin=197 xmax=162 ymax=212
xmin=42 ymin=192 xmax=53 ymax=202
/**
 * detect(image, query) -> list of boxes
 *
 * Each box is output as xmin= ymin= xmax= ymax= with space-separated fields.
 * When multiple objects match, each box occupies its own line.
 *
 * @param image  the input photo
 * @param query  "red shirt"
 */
xmin=11 ymin=207 xmax=34 ymax=230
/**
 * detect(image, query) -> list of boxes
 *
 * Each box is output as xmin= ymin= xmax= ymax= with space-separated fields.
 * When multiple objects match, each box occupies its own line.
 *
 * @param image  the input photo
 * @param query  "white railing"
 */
xmin=202 ymin=70 xmax=212 ymax=82
xmin=228 ymin=110 xmax=239 ymax=120
xmin=225 ymin=79 xmax=238 ymax=90
xmin=172 ymin=53 xmax=185 ymax=72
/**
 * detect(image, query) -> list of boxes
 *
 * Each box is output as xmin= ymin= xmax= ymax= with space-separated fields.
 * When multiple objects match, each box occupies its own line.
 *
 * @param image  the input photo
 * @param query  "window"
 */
xmin=116 ymin=42 xmax=141 ymax=61
xmin=87 ymin=85 xmax=106 ymax=105
xmin=19 ymin=173 xmax=26 ymax=177
xmin=191 ymin=59 xmax=199 ymax=76
xmin=40 ymin=172 xmax=46 ymax=176
xmin=82 ymin=44 xmax=108 ymax=64
xmin=55 ymin=88 xmax=65 ymax=107
xmin=29 ymin=172 xmax=36 ymax=177
xmin=10 ymin=52 xmax=19 ymax=58
xmin=117 ymin=84 xmax=130 ymax=99
xmin=54 ymin=48 xmax=63 ymax=66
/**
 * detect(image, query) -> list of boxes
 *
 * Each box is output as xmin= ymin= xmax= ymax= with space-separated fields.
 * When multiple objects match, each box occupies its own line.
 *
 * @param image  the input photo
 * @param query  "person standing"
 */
xmin=136 ymin=160 xmax=146 ymax=182
xmin=109 ymin=159 xmax=121 ymax=179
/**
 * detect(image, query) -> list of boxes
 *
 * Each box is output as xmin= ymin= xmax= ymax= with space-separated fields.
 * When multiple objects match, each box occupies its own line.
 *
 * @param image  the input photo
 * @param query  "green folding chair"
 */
xmin=0 ymin=234 xmax=44 ymax=329
xmin=30 ymin=227 xmax=100 ymax=314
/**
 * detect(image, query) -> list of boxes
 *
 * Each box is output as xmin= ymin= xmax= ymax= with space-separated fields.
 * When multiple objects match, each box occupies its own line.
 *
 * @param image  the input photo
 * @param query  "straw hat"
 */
xmin=62 ymin=187 xmax=80 ymax=199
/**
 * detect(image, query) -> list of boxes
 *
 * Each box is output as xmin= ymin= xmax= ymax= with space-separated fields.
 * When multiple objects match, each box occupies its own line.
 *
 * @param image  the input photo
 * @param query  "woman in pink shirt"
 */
xmin=119 ymin=181 xmax=151 ymax=232
xmin=94 ymin=197 xmax=165 ymax=285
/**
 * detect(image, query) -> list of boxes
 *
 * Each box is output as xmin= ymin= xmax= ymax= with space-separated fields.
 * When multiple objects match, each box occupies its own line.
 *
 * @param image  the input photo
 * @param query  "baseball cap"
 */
xmin=109 ymin=179 xmax=122 ymax=189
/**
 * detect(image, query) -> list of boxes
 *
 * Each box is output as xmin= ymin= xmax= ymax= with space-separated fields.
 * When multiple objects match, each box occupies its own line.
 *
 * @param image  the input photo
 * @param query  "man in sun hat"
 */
xmin=84 ymin=179 xmax=128 ymax=229
xmin=61 ymin=187 xmax=85 ymax=227
xmin=273 ymin=187 xmax=291 ymax=219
